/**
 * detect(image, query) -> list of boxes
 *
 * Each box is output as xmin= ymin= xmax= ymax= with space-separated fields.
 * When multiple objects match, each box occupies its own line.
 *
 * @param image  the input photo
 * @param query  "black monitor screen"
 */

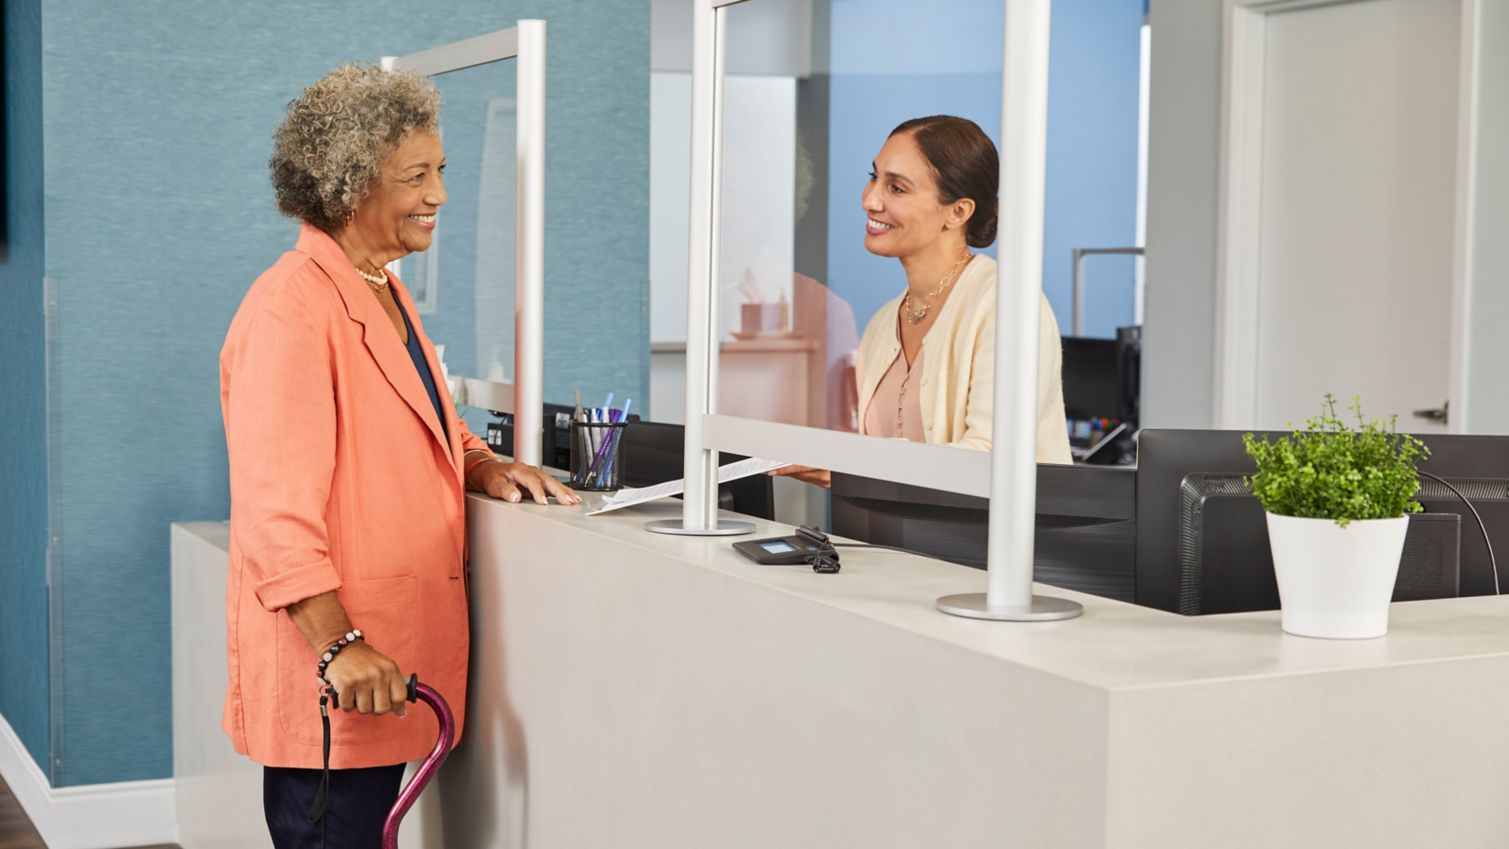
xmin=831 ymin=465 xmax=1137 ymax=603
xmin=1060 ymin=337 xmax=1120 ymax=422
xmin=618 ymin=421 xmax=774 ymax=521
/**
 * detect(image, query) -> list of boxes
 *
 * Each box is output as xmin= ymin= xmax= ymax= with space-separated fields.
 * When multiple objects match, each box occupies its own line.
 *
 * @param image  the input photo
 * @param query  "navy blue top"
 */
xmin=394 ymin=297 xmax=449 ymax=442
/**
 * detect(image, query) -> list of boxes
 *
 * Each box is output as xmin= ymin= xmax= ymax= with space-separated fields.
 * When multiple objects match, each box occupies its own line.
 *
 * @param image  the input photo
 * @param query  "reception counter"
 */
xmin=174 ymin=495 xmax=1509 ymax=848
xmin=446 ymin=494 xmax=1509 ymax=848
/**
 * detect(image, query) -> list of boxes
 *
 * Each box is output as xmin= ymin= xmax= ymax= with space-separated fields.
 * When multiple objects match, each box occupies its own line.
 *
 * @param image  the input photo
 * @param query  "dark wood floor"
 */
xmin=0 ymin=773 xmax=178 ymax=849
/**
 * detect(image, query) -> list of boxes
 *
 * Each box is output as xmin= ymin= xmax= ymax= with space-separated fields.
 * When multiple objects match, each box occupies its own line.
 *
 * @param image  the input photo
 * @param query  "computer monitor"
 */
xmin=1060 ymin=326 xmax=1140 ymax=421
xmin=1135 ymin=429 xmax=1509 ymax=615
xmin=484 ymin=408 xmax=772 ymax=521
xmin=618 ymin=421 xmax=774 ymax=521
xmin=1060 ymin=337 xmax=1120 ymax=423
xmin=830 ymin=465 xmax=1138 ymax=602
xmin=484 ymin=402 xmax=592 ymax=470
xmin=540 ymin=402 xmax=582 ymax=470
xmin=1061 ymin=326 xmax=1140 ymax=465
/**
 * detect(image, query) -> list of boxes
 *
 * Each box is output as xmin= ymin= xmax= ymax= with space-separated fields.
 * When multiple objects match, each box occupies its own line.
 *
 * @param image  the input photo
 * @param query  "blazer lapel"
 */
xmin=389 ymin=276 xmax=467 ymax=483
xmin=296 ymin=225 xmax=464 ymax=491
xmin=386 ymin=278 xmax=470 ymax=576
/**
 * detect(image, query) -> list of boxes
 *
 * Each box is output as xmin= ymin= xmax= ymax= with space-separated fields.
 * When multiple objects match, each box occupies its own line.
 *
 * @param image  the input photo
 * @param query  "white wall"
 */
xmin=1141 ymin=0 xmax=1509 ymax=434
xmin=1141 ymin=0 xmax=1223 ymax=429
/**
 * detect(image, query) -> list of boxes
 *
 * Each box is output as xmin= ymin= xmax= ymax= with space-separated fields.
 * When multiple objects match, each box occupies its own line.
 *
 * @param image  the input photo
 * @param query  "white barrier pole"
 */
xmin=646 ymin=0 xmax=753 ymax=536
xmin=938 ymin=0 xmax=1081 ymax=621
xmin=513 ymin=19 xmax=546 ymax=467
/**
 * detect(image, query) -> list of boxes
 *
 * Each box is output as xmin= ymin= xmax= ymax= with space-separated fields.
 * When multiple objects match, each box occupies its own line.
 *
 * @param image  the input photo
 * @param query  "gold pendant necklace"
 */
xmin=902 ymin=253 xmax=971 ymax=325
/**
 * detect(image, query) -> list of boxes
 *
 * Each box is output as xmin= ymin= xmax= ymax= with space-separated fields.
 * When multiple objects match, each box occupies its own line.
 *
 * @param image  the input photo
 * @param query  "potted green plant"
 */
xmin=1243 ymin=395 xmax=1429 ymax=639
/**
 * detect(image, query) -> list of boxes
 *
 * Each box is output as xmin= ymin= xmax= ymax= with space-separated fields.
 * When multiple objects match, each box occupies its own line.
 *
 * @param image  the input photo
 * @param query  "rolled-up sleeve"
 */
xmin=221 ymin=280 xmax=343 ymax=611
xmin=457 ymin=418 xmax=491 ymax=458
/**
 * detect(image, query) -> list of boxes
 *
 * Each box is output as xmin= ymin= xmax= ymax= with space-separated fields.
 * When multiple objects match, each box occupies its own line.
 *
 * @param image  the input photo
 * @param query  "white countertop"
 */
xmin=178 ymin=498 xmax=1509 ymax=848
xmin=477 ymin=493 xmax=1509 ymax=693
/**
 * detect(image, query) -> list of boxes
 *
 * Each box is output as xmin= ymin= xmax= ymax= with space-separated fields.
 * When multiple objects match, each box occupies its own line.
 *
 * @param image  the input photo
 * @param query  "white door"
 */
xmin=1221 ymin=0 xmax=1465 ymax=432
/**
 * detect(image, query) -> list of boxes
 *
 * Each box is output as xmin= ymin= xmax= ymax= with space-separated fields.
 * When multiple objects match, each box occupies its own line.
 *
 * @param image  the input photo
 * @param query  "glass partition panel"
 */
xmin=715 ymin=0 xmax=1009 ymax=446
xmin=394 ymin=60 xmax=518 ymax=389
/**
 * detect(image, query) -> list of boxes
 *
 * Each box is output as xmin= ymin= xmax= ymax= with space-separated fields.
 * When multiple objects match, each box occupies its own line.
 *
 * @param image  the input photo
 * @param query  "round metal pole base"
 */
xmin=936 ymin=593 xmax=1084 ymax=621
xmin=644 ymin=518 xmax=756 ymax=537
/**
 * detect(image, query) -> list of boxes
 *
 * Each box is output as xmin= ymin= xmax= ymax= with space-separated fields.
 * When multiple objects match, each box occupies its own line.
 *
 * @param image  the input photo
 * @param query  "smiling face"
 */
xmin=861 ymin=131 xmax=971 ymax=259
xmin=346 ymin=130 xmax=447 ymax=263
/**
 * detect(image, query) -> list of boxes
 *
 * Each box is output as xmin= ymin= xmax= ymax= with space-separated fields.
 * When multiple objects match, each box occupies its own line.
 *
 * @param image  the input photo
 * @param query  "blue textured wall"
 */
xmin=0 ymin=0 xmax=50 ymax=777
xmin=825 ymin=0 xmax=1142 ymax=339
xmin=38 ymin=0 xmax=647 ymax=786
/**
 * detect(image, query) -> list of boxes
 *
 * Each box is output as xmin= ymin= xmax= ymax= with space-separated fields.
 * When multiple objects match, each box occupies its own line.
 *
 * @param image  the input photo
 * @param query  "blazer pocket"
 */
xmin=340 ymin=574 xmax=418 ymax=610
xmin=275 ymin=575 xmax=419 ymax=747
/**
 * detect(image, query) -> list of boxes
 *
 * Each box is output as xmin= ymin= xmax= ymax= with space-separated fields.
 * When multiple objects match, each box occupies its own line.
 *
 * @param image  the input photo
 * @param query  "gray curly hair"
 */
xmin=270 ymin=63 xmax=443 ymax=233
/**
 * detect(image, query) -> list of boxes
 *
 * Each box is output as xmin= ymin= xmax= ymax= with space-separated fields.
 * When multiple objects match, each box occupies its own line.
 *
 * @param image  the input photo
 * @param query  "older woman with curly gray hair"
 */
xmin=220 ymin=63 xmax=577 ymax=848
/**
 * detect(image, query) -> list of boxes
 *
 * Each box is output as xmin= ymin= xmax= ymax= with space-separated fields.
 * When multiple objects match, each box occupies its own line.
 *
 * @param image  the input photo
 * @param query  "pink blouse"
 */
xmin=862 ymin=347 xmax=927 ymax=442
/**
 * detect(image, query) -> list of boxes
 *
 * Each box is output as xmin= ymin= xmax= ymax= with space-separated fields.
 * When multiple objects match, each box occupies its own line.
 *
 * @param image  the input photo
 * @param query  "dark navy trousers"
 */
xmin=263 ymin=764 xmax=405 ymax=849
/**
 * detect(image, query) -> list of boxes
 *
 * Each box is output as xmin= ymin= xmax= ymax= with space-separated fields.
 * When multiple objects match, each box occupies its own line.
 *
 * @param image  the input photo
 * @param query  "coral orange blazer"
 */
xmin=220 ymin=223 xmax=490 ymax=768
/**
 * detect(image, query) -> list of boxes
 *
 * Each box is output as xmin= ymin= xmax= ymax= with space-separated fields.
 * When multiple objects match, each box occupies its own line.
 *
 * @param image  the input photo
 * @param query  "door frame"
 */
xmin=1212 ymin=0 xmax=1481 ymax=431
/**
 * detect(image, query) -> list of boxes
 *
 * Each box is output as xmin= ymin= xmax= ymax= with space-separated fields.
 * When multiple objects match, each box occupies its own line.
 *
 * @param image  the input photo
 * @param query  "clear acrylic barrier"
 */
xmin=713 ymin=0 xmax=1006 ymax=449
xmin=679 ymin=0 xmax=1084 ymax=624
xmin=392 ymin=59 xmax=518 ymax=390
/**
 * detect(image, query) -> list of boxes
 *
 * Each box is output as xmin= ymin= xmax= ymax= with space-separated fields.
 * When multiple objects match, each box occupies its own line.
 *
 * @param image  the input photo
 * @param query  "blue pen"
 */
xmin=597 ymin=398 xmax=627 ymax=485
xmin=588 ymin=399 xmax=634 ymax=486
xmin=602 ymin=399 xmax=631 ymax=482
xmin=603 ymin=392 xmax=614 ymax=414
xmin=583 ymin=415 xmax=615 ymax=485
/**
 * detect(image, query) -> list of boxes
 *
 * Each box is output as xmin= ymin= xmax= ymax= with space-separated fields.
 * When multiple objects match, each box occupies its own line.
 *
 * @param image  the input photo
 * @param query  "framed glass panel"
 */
xmin=386 ymin=54 xmax=518 ymax=388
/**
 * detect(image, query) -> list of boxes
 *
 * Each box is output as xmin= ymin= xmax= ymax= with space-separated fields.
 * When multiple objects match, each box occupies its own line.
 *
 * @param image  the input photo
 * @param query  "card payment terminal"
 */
xmin=733 ymin=525 xmax=840 ymax=572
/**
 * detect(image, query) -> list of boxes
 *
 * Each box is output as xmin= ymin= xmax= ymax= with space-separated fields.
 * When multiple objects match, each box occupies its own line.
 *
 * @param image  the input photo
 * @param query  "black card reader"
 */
xmin=733 ymin=525 xmax=840 ymax=572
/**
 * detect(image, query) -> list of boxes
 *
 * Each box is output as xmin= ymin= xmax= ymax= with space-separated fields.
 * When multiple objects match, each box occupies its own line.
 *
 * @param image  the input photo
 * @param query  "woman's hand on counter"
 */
xmin=469 ymin=458 xmax=582 ymax=506
xmin=769 ymin=465 xmax=832 ymax=489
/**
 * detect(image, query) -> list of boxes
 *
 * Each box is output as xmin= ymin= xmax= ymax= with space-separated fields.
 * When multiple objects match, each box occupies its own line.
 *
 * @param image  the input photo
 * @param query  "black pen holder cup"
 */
xmin=569 ymin=421 xmax=628 ymax=492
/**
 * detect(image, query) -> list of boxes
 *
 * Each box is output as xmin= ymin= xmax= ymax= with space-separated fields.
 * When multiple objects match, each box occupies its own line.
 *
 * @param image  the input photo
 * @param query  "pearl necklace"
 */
xmin=356 ymin=266 xmax=389 ymax=291
xmin=901 ymin=253 xmax=971 ymax=325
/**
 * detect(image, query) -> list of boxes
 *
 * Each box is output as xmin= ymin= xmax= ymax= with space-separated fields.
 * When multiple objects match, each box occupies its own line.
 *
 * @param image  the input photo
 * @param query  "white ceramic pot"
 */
xmin=1265 ymin=513 xmax=1410 ymax=639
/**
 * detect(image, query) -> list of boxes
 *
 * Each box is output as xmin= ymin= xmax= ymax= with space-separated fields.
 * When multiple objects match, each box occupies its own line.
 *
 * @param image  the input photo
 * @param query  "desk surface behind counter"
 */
xmin=447 ymin=493 xmax=1509 ymax=849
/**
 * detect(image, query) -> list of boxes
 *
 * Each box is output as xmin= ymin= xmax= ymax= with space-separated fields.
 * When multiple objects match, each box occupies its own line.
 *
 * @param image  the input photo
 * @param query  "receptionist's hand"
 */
xmin=470 ymin=459 xmax=582 ymax=506
xmin=769 ymin=465 xmax=832 ymax=489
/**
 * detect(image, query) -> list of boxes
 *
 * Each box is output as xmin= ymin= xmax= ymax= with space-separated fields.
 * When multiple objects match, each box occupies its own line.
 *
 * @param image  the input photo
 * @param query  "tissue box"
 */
xmin=740 ymin=303 xmax=787 ymax=335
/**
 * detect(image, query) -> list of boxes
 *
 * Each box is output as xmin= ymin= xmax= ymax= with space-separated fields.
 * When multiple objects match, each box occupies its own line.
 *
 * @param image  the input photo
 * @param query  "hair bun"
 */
xmin=967 ymin=201 xmax=998 ymax=248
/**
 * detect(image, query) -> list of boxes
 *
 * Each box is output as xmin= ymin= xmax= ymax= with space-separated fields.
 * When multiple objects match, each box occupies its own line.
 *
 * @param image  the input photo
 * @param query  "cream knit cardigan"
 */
xmin=855 ymin=254 xmax=1073 ymax=464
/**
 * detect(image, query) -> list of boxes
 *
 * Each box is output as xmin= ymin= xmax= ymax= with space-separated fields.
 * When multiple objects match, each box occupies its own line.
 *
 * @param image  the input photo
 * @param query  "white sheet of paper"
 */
xmin=584 ymin=457 xmax=787 ymax=516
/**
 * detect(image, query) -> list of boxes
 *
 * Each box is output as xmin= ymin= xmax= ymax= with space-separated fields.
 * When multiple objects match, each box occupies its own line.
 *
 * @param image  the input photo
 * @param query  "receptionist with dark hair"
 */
xmin=777 ymin=115 xmax=1072 ymax=488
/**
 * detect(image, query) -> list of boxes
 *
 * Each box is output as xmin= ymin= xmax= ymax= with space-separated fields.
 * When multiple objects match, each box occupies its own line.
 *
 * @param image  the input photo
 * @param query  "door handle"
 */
xmin=1412 ymin=401 xmax=1449 ymax=425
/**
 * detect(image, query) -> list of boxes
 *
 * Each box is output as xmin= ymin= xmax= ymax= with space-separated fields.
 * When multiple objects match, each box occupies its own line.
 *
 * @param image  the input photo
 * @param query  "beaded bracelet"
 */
xmin=315 ymin=629 xmax=364 ymax=685
xmin=311 ymin=628 xmax=362 ymax=826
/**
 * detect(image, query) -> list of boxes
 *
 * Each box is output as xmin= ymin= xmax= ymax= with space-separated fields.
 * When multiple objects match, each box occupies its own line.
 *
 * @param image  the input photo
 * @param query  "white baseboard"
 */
xmin=0 ymin=711 xmax=177 ymax=849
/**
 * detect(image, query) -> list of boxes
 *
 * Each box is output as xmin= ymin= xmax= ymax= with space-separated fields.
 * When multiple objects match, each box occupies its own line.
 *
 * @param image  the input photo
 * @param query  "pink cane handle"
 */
xmin=381 ymin=675 xmax=456 ymax=849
